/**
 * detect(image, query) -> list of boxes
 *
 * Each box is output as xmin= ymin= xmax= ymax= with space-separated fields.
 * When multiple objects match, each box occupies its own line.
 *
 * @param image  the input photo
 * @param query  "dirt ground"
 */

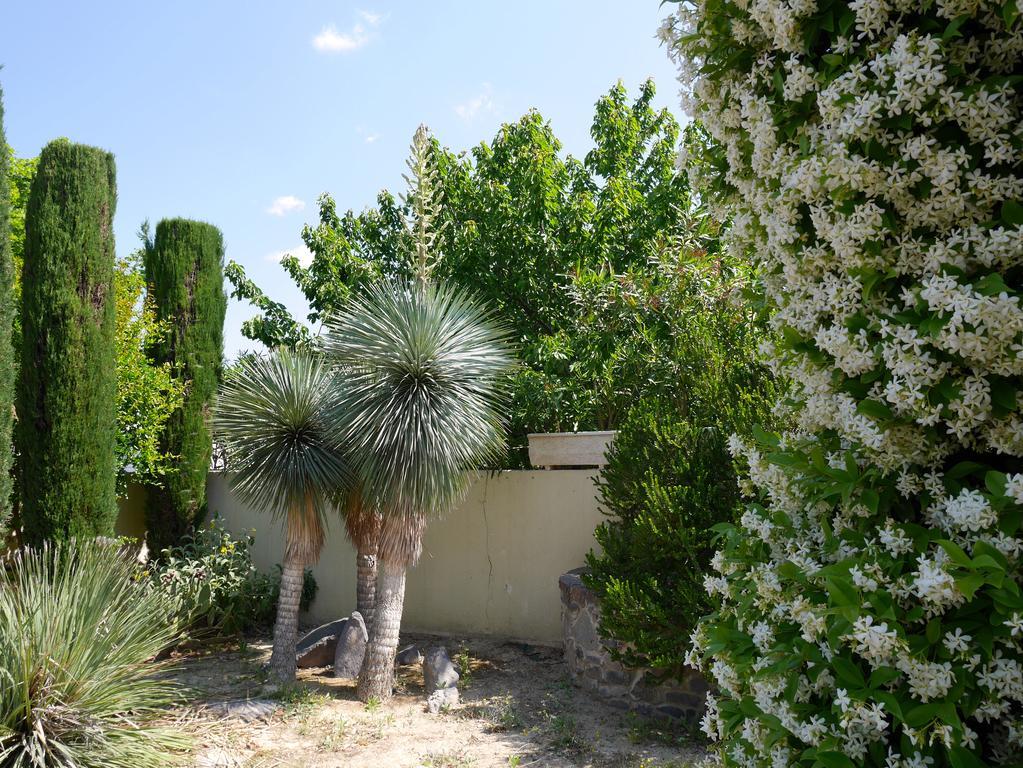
xmin=166 ymin=633 xmax=706 ymax=768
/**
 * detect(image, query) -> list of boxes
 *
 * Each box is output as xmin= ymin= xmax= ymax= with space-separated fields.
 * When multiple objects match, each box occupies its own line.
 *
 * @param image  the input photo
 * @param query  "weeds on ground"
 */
xmin=270 ymin=683 xmax=329 ymax=718
xmin=420 ymin=749 xmax=478 ymax=767
xmin=455 ymin=644 xmax=475 ymax=687
xmin=460 ymin=694 xmax=522 ymax=733
xmin=625 ymin=712 xmax=705 ymax=748
xmin=317 ymin=717 xmax=348 ymax=752
xmin=364 ymin=696 xmax=382 ymax=713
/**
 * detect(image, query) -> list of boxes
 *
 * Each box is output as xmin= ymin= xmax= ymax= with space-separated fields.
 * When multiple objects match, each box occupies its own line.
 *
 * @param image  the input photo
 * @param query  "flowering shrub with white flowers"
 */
xmin=660 ymin=0 xmax=1023 ymax=764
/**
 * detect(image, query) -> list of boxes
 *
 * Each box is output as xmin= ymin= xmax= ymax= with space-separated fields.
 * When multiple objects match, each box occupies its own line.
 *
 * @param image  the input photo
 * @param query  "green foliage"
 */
xmin=144 ymin=517 xmax=318 ymax=637
xmin=0 ymin=87 xmax=14 ymax=534
xmin=583 ymin=251 xmax=778 ymax=676
xmin=17 ymin=140 xmax=118 ymax=544
xmin=0 ymin=540 xmax=187 ymax=766
xmin=226 ymin=81 xmax=692 ymax=465
xmin=144 ymin=218 xmax=227 ymax=552
xmin=114 ymin=245 xmax=186 ymax=495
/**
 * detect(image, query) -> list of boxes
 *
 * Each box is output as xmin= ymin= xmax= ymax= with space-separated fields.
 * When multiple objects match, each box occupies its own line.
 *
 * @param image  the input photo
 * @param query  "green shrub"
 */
xmin=146 ymin=517 xmax=317 ymax=637
xmin=17 ymin=140 xmax=118 ymax=543
xmin=143 ymin=218 xmax=226 ymax=553
xmin=586 ymin=403 xmax=740 ymax=675
xmin=0 ymin=539 xmax=187 ymax=766
xmin=584 ymin=251 xmax=778 ymax=677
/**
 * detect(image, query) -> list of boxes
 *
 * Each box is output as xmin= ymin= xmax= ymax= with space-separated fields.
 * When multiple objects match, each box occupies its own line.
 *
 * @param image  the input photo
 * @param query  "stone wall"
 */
xmin=559 ymin=568 xmax=708 ymax=722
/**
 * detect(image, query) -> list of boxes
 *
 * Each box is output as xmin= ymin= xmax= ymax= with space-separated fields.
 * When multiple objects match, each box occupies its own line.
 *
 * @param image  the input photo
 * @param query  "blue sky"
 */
xmin=1 ymin=2 xmax=681 ymax=357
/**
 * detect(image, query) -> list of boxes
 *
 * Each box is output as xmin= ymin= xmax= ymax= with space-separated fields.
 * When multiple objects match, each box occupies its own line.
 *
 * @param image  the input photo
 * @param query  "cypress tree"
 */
xmin=17 ymin=140 xmax=117 ymax=543
xmin=144 ymin=218 xmax=226 ymax=553
xmin=0 ymin=85 xmax=15 ymax=531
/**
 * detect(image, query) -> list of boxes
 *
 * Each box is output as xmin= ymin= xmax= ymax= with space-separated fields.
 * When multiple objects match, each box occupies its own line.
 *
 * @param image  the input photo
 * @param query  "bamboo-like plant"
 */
xmin=324 ymin=125 xmax=514 ymax=701
xmin=0 ymin=540 xmax=187 ymax=767
xmin=214 ymin=348 xmax=352 ymax=682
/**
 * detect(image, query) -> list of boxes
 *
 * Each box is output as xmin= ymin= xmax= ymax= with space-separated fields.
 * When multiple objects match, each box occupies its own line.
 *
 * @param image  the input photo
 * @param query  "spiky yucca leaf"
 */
xmin=324 ymin=280 xmax=514 ymax=560
xmin=214 ymin=349 xmax=353 ymax=561
xmin=0 ymin=540 xmax=187 ymax=767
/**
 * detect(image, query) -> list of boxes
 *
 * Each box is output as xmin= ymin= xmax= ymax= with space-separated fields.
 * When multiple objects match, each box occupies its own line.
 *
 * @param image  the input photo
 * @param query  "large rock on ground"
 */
xmin=426 ymin=687 xmax=459 ymax=714
xmin=296 ymin=618 xmax=348 ymax=668
xmin=395 ymin=644 xmax=423 ymax=666
xmin=423 ymin=646 xmax=460 ymax=694
xmin=333 ymin=611 xmax=368 ymax=679
xmin=208 ymin=698 xmax=279 ymax=721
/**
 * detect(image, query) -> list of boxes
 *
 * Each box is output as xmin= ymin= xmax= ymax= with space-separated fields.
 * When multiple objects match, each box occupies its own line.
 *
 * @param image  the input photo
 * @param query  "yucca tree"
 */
xmin=324 ymin=279 xmax=514 ymax=701
xmin=215 ymin=348 xmax=352 ymax=682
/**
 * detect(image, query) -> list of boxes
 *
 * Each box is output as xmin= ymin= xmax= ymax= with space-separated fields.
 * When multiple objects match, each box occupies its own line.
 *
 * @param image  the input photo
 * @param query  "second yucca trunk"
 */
xmin=356 ymin=557 xmax=407 ymax=700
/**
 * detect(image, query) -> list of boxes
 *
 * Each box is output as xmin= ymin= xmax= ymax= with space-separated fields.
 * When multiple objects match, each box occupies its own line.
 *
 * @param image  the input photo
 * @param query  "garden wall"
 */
xmin=118 ymin=470 xmax=606 ymax=645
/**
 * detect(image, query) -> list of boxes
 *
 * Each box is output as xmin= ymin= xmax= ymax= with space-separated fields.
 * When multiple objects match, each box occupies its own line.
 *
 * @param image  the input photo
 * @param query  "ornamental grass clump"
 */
xmin=662 ymin=0 xmax=1023 ymax=765
xmin=0 ymin=539 xmax=187 ymax=767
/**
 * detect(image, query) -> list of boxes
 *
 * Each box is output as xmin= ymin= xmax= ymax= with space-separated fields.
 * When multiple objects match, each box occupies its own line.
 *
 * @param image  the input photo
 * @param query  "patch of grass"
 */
xmin=420 ymin=750 xmax=477 ymax=767
xmin=270 ymin=683 xmax=329 ymax=717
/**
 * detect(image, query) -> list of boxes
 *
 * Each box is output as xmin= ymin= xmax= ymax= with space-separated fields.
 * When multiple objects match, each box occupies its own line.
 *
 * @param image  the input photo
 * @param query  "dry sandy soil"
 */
xmin=166 ymin=633 xmax=706 ymax=768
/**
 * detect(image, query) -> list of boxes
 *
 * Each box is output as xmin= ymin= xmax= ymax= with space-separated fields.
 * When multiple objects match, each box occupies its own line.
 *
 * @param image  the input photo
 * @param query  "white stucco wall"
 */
xmin=199 ymin=470 xmax=605 ymax=645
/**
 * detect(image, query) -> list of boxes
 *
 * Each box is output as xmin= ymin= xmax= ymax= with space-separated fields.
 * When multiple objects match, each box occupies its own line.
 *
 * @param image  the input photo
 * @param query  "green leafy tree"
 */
xmin=114 ymin=244 xmax=185 ymax=495
xmin=143 ymin=218 xmax=227 ymax=553
xmin=0 ymin=87 xmax=14 ymax=534
xmin=17 ymin=139 xmax=118 ymax=543
xmin=226 ymin=81 xmax=689 ymax=464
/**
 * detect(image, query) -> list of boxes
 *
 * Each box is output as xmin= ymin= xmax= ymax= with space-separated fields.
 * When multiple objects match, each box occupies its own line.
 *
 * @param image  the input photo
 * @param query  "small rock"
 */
xmin=333 ymin=611 xmax=368 ymax=679
xmin=423 ymin=646 xmax=459 ymax=694
xmin=395 ymin=644 xmax=423 ymax=666
xmin=426 ymin=686 xmax=459 ymax=714
xmin=208 ymin=698 xmax=279 ymax=721
xmin=296 ymin=618 xmax=348 ymax=668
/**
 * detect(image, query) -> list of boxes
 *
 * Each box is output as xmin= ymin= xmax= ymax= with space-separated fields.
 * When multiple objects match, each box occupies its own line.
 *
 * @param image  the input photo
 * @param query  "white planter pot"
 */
xmin=527 ymin=431 xmax=616 ymax=469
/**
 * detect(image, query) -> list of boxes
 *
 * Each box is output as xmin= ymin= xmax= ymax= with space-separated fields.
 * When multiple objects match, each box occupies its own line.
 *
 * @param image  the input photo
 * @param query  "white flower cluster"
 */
xmin=662 ymin=0 xmax=1023 ymax=764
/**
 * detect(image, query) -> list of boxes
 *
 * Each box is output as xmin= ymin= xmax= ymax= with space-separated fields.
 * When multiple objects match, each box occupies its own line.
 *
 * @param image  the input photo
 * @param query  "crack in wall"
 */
xmin=481 ymin=473 xmax=494 ymax=630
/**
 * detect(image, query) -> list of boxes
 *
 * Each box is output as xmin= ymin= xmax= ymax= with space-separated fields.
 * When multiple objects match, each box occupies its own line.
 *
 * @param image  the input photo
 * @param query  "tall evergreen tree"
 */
xmin=0 ymin=85 xmax=15 ymax=533
xmin=17 ymin=139 xmax=117 ymax=543
xmin=144 ymin=218 xmax=226 ymax=553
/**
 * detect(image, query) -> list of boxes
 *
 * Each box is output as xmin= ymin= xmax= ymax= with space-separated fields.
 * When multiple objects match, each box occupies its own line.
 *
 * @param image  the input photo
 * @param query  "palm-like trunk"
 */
xmin=356 ymin=558 xmax=406 ymax=701
xmin=345 ymin=493 xmax=381 ymax=631
xmin=356 ymin=548 xmax=377 ymax=628
xmin=269 ymin=551 xmax=305 ymax=682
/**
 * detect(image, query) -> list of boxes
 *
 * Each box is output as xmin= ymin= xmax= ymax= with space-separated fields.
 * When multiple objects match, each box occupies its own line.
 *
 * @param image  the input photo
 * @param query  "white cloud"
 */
xmin=265 ymin=244 xmax=314 ymax=268
xmin=313 ymin=24 xmax=369 ymax=52
xmin=364 ymin=133 xmax=380 ymax=144
xmin=358 ymin=9 xmax=385 ymax=25
xmin=313 ymin=11 xmax=384 ymax=53
xmin=266 ymin=195 xmax=305 ymax=216
xmin=454 ymin=83 xmax=496 ymax=121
